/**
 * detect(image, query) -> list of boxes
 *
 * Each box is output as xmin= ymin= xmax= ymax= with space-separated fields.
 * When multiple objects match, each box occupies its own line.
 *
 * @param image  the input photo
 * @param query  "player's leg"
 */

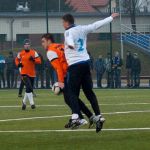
xmin=133 ymin=71 xmax=136 ymax=87
xmin=64 ymin=90 xmax=94 ymax=127
xmin=21 ymin=76 xmax=27 ymax=110
xmin=64 ymin=88 xmax=93 ymax=126
xmin=63 ymin=76 xmax=87 ymax=128
xmin=18 ymin=79 xmax=25 ymax=97
xmin=63 ymin=87 xmax=83 ymax=119
xmin=67 ymin=66 xmax=82 ymax=118
xmin=114 ymin=69 xmax=118 ymax=88
xmin=137 ymin=73 xmax=140 ymax=87
xmin=65 ymin=65 xmax=84 ymax=128
xmin=2 ymin=71 xmax=5 ymax=88
xmin=131 ymin=71 xmax=134 ymax=87
xmin=118 ymin=69 xmax=121 ymax=88
xmin=28 ymin=77 xmax=35 ymax=108
xmin=6 ymin=70 xmax=10 ymax=88
xmin=10 ymin=70 xmax=14 ymax=88
xmin=64 ymin=76 xmax=90 ymax=119
xmin=81 ymin=63 xmax=105 ymax=133
xmin=78 ymin=99 xmax=93 ymax=119
xmin=96 ymin=72 xmax=100 ymax=88
xmin=22 ymin=75 xmax=35 ymax=109
xmin=30 ymin=77 xmax=36 ymax=97
xmin=81 ymin=64 xmax=100 ymax=115
xmin=63 ymin=90 xmax=88 ymax=128
xmin=78 ymin=99 xmax=95 ymax=128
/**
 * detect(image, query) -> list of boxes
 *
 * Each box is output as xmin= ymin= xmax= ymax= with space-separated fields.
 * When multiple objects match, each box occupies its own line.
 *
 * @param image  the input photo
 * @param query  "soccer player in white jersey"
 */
xmin=62 ymin=13 xmax=119 ymax=133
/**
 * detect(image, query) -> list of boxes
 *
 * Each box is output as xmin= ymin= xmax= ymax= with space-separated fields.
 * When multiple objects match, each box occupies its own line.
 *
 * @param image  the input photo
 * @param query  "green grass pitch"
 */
xmin=0 ymin=89 xmax=150 ymax=150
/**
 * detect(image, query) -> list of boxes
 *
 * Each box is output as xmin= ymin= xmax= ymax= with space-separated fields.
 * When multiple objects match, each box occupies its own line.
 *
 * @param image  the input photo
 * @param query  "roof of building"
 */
xmin=65 ymin=0 xmax=109 ymax=12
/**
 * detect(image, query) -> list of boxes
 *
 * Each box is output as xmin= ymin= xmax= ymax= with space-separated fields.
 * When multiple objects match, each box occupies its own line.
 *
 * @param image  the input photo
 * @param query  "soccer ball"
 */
xmin=52 ymin=82 xmax=62 ymax=95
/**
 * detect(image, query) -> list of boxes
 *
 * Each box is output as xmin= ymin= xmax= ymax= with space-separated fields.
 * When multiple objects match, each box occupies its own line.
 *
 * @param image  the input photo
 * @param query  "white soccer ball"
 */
xmin=52 ymin=82 xmax=61 ymax=95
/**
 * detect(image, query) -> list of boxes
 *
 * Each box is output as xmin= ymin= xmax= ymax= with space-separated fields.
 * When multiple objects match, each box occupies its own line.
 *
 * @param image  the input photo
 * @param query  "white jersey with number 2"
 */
xmin=64 ymin=16 xmax=113 ymax=66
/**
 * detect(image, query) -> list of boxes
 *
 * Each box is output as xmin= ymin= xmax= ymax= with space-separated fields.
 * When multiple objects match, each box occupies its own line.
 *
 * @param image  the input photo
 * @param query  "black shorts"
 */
xmin=22 ymin=75 xmax=34 ymax=93
xmin=67 ymin=61 xmax=93 ymax=95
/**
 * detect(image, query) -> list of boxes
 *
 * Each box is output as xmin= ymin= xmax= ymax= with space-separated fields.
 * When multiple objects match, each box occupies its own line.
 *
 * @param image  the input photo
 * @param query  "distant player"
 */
xmin=15 ymin=40 xmax=41 ymax=110
xmin=41 ymin=33 xmax=94 ymax=128
xmin=62 ymin=13 xmax=119 ymax=132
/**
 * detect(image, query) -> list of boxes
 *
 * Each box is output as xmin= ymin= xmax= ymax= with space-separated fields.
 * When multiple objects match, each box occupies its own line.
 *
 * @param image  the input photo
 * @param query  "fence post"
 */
xmin=10 ymin=18 xmax=15 ymax=51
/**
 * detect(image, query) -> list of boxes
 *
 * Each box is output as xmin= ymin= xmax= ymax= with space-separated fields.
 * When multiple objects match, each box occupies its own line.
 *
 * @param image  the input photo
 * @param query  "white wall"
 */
xmin=0 ymin=15 xmax=150 ymax=41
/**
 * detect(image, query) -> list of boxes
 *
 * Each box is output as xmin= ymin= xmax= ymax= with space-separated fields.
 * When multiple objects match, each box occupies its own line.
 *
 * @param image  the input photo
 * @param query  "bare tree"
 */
xmin=123 ymin=0 xmax=139 ymax=31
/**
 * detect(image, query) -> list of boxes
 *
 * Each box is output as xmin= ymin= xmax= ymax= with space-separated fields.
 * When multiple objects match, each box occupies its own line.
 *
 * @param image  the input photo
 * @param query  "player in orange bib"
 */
xmin=15 ymin=40 xmax=41 ymax=110
xmin=41 ymin=34 xmax=94 ymax=128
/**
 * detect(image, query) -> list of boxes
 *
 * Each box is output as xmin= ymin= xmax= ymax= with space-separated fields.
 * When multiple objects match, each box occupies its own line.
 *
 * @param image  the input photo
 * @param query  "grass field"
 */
xmin=0 ymin=89 xmax=150 ymax=150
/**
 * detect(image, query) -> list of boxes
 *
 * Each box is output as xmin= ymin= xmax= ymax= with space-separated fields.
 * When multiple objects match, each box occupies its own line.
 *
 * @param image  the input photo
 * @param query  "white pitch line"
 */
xmin=0 ymin=128 xmax=150 ymax=133
xmin=0 ymin=102 xmax=150 ymax=108
xmin=0 ymin=115 xmax=71 ymax=122
xmin=0 ymin=90 xmax=12 ymax=92
xmin=104 ymin=110 xmax=150 ymax=115
xmin=0 ymin=110 xmax=150 ymax=122
xmin=0 ymin=105 xmax=66 ymax=108
xmin=101 ymin=102 xmax=150 ymax=106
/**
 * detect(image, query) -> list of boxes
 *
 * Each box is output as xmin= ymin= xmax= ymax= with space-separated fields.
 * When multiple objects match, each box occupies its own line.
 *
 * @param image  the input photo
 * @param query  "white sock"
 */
xmin=72 ymin=114 xmax=79 ymax=120
xmin=26 ymin=92 xmax=34 ymax=105
xmin=93 ymin=115 xmax=102 ymax=123
xmin=23 ymin=92 xmax=28 ymax=104
xmin=97 ymin=115 xmax=102 ymax=118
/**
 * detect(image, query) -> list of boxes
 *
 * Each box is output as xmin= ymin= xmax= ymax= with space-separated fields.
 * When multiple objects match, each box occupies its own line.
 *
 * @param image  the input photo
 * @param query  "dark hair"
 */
xmin=62 ymin=14 xmax=74 ymax=25
xmin=42 ymin=33 xmax=55 ymax=43
xmin=24 ymin=39 xmax=31 ymax=45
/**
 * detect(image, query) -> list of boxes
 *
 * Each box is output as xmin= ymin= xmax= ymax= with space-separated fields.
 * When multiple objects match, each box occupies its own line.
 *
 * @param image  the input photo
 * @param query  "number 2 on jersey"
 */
xmin=77 ymin=38 xmax=84 ymax=52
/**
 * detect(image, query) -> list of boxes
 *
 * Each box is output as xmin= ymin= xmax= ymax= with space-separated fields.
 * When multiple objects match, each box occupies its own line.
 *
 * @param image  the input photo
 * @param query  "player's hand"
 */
xmin=111 ymin=13 xmax=119 ymax=19
xmin=18 ymin=63 xmax=23 ymax=68
xmin=58 ymin=82 xmax=64 ymax=89
xmin=29 ymin=56 xmax=35 ymax=62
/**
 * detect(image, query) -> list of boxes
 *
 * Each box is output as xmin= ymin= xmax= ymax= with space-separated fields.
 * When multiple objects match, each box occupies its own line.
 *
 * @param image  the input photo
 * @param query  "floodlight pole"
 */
xmin=10 ymin=18 xmax=15 ymax=51
xmin=119 ymin=0 xmax=124 ymax=59
xmin=109 ymin=0 xmax=112 ymax=61
xmin=109 ymin=0 xmax=113 ymax=88
xmin=46 ymin=0 xmax=49 ymax=33
xmin=59 ymin=0 xmax=61 ymax=12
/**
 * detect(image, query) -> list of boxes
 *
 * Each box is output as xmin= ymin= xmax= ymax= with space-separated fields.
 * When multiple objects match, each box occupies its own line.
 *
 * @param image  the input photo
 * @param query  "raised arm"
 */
xmin=83 ymin=13 xmax=119 ymax=34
